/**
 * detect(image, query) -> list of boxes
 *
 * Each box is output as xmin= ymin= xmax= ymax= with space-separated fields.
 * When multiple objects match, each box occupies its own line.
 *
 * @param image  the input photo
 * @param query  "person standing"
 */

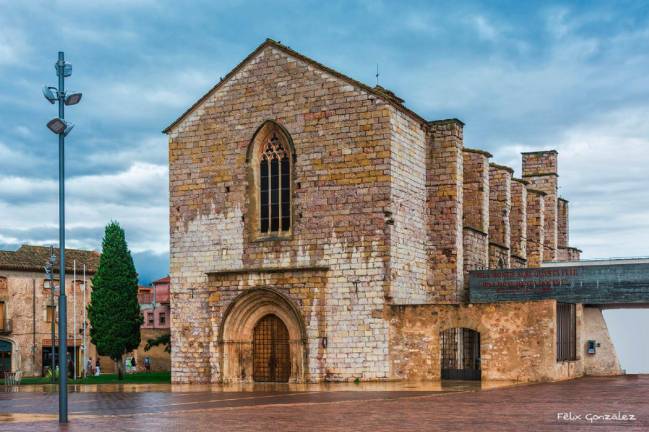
xmin=68 ymin=357 xmax=75 ymax=379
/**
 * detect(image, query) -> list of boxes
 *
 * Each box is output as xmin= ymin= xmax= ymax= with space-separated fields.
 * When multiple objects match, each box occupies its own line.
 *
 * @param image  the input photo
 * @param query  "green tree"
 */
xmin=88 ymin=221 xmax=143 ymax=379
xmin=144 ymin=333 xmax=171 ymax=353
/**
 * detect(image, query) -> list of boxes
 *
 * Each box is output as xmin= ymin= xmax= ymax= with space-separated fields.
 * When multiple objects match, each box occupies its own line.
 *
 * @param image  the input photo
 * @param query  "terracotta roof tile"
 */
xmin=0 ymin=245 xmax=100 ymax=274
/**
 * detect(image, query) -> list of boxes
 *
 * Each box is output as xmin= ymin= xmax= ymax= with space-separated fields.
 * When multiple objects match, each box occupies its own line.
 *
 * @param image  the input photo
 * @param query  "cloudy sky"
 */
xmin=1 ymin=1 xmax=648 ymax=371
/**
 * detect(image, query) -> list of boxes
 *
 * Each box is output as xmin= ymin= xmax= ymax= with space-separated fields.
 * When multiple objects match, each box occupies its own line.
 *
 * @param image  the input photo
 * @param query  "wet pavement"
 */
xmin=1 ymin=379 xmax=516 ymax=393
xmin=0 ymin=375 xmax=646 ymax=431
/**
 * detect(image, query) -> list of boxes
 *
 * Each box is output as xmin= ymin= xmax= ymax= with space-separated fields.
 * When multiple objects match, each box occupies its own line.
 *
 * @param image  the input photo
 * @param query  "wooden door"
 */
xmin=253 ymin=314 xmax=290 ymax=382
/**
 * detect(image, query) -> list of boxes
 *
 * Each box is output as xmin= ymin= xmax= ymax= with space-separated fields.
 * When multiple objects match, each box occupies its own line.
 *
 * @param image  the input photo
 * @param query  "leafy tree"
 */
xmin=144 ymin=333 xmax=171 ymax=353
xmin=88 ymin=221 xmax=143 ymax=379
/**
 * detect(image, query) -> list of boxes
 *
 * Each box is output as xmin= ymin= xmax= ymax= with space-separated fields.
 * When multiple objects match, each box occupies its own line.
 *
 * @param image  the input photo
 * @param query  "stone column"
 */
xmin=510 ymin=178 xmax=528 ymax=268
xmin=557 ymin=198 xmax=569 ymax=261
xmin=488 ymin=163 xmax=513 ymax=268
xmin=462 ymin=148 xmax=491 ymax=301
xmin=427 ymin=119 xmax=464 ymax=303
xmin=526 ymin=189 xmax=545 ymax=268
xmin=522 ymin=151 xmax=558 ymax=262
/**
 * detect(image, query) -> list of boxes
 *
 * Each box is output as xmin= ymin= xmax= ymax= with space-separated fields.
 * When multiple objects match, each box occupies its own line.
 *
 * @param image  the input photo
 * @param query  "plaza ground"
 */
xmin=0 ymin=375 xmax=646 ymax=431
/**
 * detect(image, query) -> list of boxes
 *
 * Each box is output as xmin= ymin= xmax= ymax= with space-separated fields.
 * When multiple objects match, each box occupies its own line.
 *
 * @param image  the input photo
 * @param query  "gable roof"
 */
xmin=163 ymin=38 xmax=429 ymax=134
xmin=152 ymin=276 xmax=170 ymax=285
xmin=0 ymin=245 xmax=101 ymax=274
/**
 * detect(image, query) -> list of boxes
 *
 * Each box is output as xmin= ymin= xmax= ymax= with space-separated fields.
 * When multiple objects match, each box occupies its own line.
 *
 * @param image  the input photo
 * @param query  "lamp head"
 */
xmin=46 ymin=118 xmax=74 ymax=136
xmin=42 ymin=86 xmax=57 ymax=104
xmin=64 ymin=92 xmax=82 ymax=106
xmin=56 ymin=62 xmax=72 ymax=77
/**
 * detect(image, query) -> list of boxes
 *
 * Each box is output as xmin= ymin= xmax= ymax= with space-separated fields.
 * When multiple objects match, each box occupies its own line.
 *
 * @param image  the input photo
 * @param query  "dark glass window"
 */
xmin=259 ymin=133 xmax=291 ymax=235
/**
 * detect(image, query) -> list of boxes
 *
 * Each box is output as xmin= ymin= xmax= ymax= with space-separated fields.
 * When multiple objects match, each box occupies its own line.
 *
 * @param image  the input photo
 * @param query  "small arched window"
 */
xmin=248 ymin=121 xmax=294 ymax=239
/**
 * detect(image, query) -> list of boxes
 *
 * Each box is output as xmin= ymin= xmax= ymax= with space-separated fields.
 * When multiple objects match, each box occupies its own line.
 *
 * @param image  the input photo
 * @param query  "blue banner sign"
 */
xmin=469 ymin=263 xmax=649 ymax=304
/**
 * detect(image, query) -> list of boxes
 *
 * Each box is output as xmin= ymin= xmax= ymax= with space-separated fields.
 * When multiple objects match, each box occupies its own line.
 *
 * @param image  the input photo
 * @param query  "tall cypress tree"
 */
xmin=88 ymin=221 xmax=143 ymax=379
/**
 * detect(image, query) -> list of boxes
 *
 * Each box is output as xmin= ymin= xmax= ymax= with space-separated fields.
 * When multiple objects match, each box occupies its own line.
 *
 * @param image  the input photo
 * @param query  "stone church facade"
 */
xmin=165 ymin=39 xmax=620 ymax=384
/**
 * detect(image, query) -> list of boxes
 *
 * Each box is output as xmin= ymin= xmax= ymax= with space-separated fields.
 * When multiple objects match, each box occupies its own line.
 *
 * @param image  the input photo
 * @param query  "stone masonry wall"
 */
xmin=427 ymin=120 xmax=464 ymax=304
xmin=556 ymin=198 xmax=573 ymax=261
xmin=388 ymin=300 xmax=584 ymax=382
xmin=582 ymin=306 xmax=622 ymax=376
xmin=207 ymin=269 xmax=329 ymax=382
xmin=389 ymin=109 xmax=428 ymax=304
xmin=133 ymin=328 xmax=171 ymax=372
xmin=558 ymin=198 xmax=569 ymax=248
xmin=526 ymin=190 xmax=545 ymax=268
xmin=523 ymin=151 xmax=558 ymax=262
xmin=463 ymin=228 xmax=489 ymax=300
xmin=510 ymin=178 xmax=527 ymax=265
xmin=461 ymin=148 xmax=490 ymax=301
xmin=167 ymin=45 xmax=395 ymax=383
xmin=462 ymin=149 xmax=491 ymax=233
xmin=488 ymin=164 xmax=512 ymax=268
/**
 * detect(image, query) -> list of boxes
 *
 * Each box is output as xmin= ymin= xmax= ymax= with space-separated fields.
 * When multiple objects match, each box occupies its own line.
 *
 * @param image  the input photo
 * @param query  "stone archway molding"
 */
xmin=218 ymin=287 xmax=307 ymax=383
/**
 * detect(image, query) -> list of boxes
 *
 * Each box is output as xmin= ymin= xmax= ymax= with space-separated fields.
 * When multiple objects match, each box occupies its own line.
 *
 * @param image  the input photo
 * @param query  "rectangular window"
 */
xmin=159 ymin=312 xmax=166 ymax=325
xmin=556 ymin=303 xmax=576 ymax=361
xmin=147 ymin=312 xmax=154 ymax=326
xmin=281 ymin=158 xmax=290 ymax=231
xmin=46 ymin=305 xmax=56 ymax=323
xmin=260 ymin=159 xmax=269 ymax=233
xmin=270 ymin=158 xmax=280 ymax=232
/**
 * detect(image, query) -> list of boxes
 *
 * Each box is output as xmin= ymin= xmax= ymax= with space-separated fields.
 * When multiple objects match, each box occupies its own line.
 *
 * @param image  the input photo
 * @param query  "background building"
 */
xmin=0 ymin=245 xmax=114 ymax=376
xmin=135 ymin=276 xmax=170 ymax=371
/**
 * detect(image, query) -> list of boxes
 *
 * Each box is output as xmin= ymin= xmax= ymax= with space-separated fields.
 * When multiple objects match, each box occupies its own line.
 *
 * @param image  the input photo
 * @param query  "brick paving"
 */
xmin=0 ymin=375 xmax=646 ymax=431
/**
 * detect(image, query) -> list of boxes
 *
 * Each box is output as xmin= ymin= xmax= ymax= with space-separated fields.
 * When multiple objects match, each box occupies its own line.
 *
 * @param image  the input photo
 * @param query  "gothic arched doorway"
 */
xmin=253 ymin=314 xmax=291 ymax=382
xmin=219 ymin=288 xmax=306 ymax=383
xmin=440 ymin=328 xmax=481 ymax=380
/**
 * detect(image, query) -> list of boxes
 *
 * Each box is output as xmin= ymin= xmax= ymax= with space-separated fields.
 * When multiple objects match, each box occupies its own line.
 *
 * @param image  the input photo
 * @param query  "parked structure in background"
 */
xmin=165 ymin=39 xmax=641 ymax=385
xmin=0 ymin=245 xmax=114 ymax=376
xmin=134 ymin=276 xmax=170 ymax=372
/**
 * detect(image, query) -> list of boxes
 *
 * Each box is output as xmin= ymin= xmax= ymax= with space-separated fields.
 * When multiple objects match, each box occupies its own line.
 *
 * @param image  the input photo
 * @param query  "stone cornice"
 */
xmin=463 ymin=225 xmax=488 ymax=236
xmin=206 ymin=265 xmax=330 ymax=276
xmin=463 ymin=147 xmax=493 ymax=158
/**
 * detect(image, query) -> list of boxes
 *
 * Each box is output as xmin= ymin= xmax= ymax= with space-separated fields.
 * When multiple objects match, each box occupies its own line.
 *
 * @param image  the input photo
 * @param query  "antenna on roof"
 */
xmin=376 ymin=64 xmax=380 ymax=86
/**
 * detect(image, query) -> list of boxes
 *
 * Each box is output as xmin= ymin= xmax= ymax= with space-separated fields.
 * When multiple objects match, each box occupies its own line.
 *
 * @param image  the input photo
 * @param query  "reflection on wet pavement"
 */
xmin=2 ymin=379 xmax=520 ymax=393
xmin=0 ymin=380 xmax=522 ymax=423
xmin=0 ymin=376 xmax=646 ymax=431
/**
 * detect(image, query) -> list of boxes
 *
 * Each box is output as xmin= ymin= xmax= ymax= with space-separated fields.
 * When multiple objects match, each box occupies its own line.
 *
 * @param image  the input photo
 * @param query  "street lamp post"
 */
xmin=43 ymin=51 xmax=82 ymax=424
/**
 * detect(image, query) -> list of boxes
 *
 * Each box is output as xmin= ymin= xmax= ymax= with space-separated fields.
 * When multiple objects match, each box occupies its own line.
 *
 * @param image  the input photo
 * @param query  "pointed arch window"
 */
xmin=258 ymin=131 xmax=291 ymax=235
